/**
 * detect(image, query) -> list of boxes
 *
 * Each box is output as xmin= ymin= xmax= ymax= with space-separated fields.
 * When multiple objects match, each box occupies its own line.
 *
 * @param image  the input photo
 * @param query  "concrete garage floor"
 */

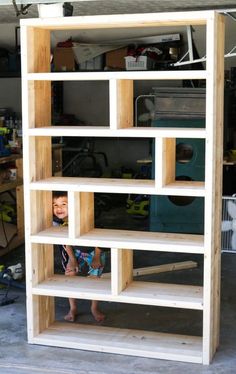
xmin=0 ymin=250 xmax=235 ymax=373
xmin=0 ymin=207 xmax=236 ymax=374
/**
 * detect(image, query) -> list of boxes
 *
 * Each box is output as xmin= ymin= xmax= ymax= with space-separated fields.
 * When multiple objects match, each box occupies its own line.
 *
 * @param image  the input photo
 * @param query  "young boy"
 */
xmin=52 ymin=191 xmax=105 ymax=322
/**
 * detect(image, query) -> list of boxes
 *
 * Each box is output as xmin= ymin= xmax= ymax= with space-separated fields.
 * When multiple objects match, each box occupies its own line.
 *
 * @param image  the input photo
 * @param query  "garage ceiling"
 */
xmin=0 ymin=0 xmax=236 ymax=23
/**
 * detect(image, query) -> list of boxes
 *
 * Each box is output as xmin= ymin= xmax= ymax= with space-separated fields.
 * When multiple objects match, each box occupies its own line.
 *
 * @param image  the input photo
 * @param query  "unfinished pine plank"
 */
xmin=161 ymin=181 xmax=205 ymax=196
xmin=202 ymin=13 xmax=225 ymax=365
xmin=120 ymin=281 xmax=203 ymax=309
xmin=79 ymin=192 xmax=94 ymax=235
xmin=32 ymin=321 xmax=203 ymax=363
xmin=30 ymin=227 xmax=204 ymax=254
xmin=117 ymin=80 xmax=133 ymax=129
xmin=68 ymin=191 xmax=94 ymax=237
xmin=30 ymin=190 xmax=52 ymax=234
xmin=30 ymin=244 xmax=55 ymax=337
xmin=109 ymin=79 xmax=133 ymax=130
xmin=27 ymin=70 xmax=207 ymax=81
xmin=103 ymin=260 xmax=198 ymax=278
xmin=21 ymin=10 xmax=210 ymax=29
xmin=111 ymin=248 xmax=133 ymax=295
xmin=29 ymin=176 xmax=205 ymax=196
xmin=156 ymin=138 xmax=176 ymax=189
xmin=32 ymin=275 xmax=203 ymax=310
xmin=26 ymin=28 xmax=51 ymax=73
xmin=21 ymin=24 xmax=53 ymax=342
xmin=30 ymin=177 xmax=155 ymax=194
xmin=28 ymin=127 xmax=206 ymax=138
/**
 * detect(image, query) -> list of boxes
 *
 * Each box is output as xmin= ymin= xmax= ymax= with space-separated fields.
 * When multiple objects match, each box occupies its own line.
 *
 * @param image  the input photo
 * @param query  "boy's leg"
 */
xmin=91 ymin=299 xmax=105 ymax=322
xmin=64 ymin=298 xmax=78 ymax=322
xmin=83 ymin=250 xmax=106 ymax=322
xmin=64 ymin=269 xmax=78 ymax=322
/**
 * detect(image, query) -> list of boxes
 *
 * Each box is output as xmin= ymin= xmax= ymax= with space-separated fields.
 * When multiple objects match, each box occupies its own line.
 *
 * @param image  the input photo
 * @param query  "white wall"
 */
xmin=0 ymin=23 xmax=19 ymax=50
xmin=0 ymin=78 xmax=21 ymax=116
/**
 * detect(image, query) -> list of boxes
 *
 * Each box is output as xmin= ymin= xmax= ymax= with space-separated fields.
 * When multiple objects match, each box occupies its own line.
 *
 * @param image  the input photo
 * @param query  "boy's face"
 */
xmin=53 ymin=196 xmax=68 ymax=221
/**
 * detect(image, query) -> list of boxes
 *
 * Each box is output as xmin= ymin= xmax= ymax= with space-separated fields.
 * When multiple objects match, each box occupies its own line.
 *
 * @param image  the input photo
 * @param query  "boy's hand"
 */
xmin=91 ymin=247 xmax=102 ymax=269
xmin=91 ymin=255 xmax=101 ymax=269
xmin=65 ymin=258 xmax=78 ymax=274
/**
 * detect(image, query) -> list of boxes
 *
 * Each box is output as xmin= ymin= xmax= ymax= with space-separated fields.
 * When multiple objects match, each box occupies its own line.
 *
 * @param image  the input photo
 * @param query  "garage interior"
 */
xmin=0 ymin=1 xmax=236 ymax=373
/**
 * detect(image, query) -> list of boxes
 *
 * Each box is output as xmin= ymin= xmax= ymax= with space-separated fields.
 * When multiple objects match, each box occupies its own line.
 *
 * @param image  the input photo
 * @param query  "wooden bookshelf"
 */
xmin=21 ymin=10 xmax=224 ymax=364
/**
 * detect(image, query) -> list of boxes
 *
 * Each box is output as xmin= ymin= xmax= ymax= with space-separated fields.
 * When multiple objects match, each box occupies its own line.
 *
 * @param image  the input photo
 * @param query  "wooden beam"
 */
xmin=156 ymin=138 xmax=176 ymax=188
xmin=111 ymin=248 xmax=133 ymax=295
xmin=203 ymin=12 xmax=225 ymax=364
xmin=103 ymin=260 xmax=198 ymax=279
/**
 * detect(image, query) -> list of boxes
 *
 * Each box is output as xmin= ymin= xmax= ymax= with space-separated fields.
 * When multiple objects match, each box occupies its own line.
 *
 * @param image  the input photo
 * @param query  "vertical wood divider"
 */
xmin=202 ymin=13 xmax=225 ymax=365
xmin=163 ymin=138 xmax=176 ymax=186
xmin=111 ymin=248 xmax=133 ymax=296
xmin=109 ymin=79 xmax=118 ymax=130
xmin=156 ymin=137 xmax=176 ymax=189
xmin=21 ymin=25 xmax=53 ymax=342
xmin=109 ymin=79 xmax=133 ymax=129
xmin=79 ymin=192 xmax=94 ymax=235
xmin=68 ymin=190 xmax=75 ymax=238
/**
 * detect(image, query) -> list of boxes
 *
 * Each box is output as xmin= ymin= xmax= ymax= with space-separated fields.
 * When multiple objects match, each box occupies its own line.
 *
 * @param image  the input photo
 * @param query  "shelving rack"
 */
xmin=21 ymin=10 xmax=224 ymax=364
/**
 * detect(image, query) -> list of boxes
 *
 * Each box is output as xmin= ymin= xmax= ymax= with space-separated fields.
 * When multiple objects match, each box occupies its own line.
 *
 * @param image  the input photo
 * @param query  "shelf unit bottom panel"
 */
xmin=32 ymin=275 xmax=203 ymax=309
xmin=32 ymin=321 xmax=203 ymax=363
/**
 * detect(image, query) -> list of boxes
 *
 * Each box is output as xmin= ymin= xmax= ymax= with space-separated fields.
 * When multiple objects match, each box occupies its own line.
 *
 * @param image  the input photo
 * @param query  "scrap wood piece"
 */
xmin=102 ymin=260 xmax=198 ymax=278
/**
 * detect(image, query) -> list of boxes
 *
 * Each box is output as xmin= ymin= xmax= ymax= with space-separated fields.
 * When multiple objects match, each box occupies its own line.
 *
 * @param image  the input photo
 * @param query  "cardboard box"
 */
xmin=105 ymin=47 xmax=128 ymax=70
xmin=53 ymin=47 xmax=75 ymax=72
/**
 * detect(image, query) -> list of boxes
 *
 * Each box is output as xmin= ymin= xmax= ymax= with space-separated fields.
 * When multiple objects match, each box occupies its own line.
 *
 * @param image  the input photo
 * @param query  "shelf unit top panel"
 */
xmin=20 ymin=10 xmax=213 ymax=29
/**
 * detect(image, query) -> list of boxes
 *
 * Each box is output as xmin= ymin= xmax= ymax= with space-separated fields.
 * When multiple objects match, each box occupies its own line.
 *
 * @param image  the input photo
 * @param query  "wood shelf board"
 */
xmin=29 ymin=177 xmax=205 ymax=196
xmin=163 ymin=181 xmax=205 ymax=196
xmin=120 ymin=281 xmax=203 ymax=309
xmin=26 ymin=70 xmax=207 ymax=81
xmin=32 ymin=321 xmax=202 ymax=363
xmin=30 ymin=177 xmax=155 ymax=194
xmin=21 ymin=10 xmax=211 ymax=28
xmin=31 ymin=227 xmax=204 ymax=254
xmin=32 ymin=275 xmax=110 ymax=299
xmin=32 ymin=275 xmax=203 ymax=310
xmin=28 ymin=126 xmax=206 ymax=139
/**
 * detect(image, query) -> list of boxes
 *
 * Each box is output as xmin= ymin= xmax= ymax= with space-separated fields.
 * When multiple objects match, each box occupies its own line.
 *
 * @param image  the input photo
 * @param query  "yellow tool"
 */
xmin=0 ymin=127 xmax=10 ymax=135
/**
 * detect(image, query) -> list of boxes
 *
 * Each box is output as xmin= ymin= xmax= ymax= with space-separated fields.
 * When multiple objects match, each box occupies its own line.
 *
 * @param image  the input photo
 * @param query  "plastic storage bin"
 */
xmin=125 ymin=56 xmax=153 ymax=70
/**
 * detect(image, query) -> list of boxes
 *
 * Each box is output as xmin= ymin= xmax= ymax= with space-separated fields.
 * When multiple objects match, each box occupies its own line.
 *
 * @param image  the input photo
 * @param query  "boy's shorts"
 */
xmin=74 ymin=249 xmax=105 ymax=277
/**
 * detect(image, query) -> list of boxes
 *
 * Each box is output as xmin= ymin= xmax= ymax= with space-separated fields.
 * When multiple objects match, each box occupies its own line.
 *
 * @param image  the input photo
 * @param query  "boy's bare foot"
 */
xmin=64 ymin=310 xmax=77 ymax=322
xmin=91 ymin=307 xmax=105 ymax=322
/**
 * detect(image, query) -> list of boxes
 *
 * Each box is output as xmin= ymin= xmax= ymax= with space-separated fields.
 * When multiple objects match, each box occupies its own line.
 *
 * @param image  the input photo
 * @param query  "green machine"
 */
xmin=136 ymin=87 xmax=205 ymax=234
